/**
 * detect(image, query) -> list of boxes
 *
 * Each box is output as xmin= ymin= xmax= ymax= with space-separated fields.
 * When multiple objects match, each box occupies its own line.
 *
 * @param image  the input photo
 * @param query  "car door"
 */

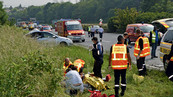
xmin=37 ymin=32 xmax=56 ymax=44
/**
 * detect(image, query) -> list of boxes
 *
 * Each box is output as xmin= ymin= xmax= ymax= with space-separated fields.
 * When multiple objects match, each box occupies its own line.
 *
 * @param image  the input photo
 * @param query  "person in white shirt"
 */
xmin=90 ymin=25 xmax=96 ymax=37
xmin=98 ymin=26 xmax=104 ymax=42
xmin=65 ymin=67 xmax=84 ymax=95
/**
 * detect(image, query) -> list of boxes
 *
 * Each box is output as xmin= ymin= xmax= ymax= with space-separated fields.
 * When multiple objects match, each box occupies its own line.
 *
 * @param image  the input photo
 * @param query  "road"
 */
xmin=75 ymin=32 xmax=164 ymax=71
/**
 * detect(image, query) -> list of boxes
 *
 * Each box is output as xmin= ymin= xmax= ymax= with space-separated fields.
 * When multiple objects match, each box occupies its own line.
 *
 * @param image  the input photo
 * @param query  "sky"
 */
xmin=0 ymin=0 xmax=78 ymax=7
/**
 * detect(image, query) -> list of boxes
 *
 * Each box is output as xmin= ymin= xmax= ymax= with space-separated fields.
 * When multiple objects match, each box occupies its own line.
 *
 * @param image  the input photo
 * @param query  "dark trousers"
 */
xmin=137 ymin=57 xmax=147 ymax=76
xmin=93 ymin=60 xmax=103 ymax=78
xmin=166 ymin=61 xmax=173 ymax=81
xmin=99 ymin=33 xmax=103 ymax=39
xmin=88 ymin=31 xmax=91 ymax=37
xmin=91 ymin=32 xmax=95 ymax=37
xmin=114 ymin=69 xmax=127 ymax=95
xmin=151 ymin=43 xmax=158 ymax=57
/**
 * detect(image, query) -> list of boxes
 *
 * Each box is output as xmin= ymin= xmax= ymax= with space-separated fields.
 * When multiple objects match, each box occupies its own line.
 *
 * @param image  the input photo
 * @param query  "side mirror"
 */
xmin=53 ymin=36 xmax=57 ymax=38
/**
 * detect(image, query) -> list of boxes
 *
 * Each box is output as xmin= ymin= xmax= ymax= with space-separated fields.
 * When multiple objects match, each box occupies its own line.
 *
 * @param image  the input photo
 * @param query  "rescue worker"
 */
xmin=63 ymin=58 xmax=73 ymax=75
xmin=98 ymin=26 xmax=104 ymax=42
xmin=73 ymin=59 xmax=85 ymax=75
xmin=65 ymin=67 xmax=84 ymax=95
xmin=134 ymin=29 xmax=150 ymax=76
xmin=90 ymin=25 xmax=96 ymax=37
xmin=109 ymin=35 xmax=132 ymax=97
xmin=150 ymin=26 xmax=160 ymax=59
xmin=166 ymin=44 xmax=173 ymax=81
xmin=91 ymin=37 xmax=103 ymax=78
xmin=88 ymin=25 xmax=91 ymax=37
xmin=123 ymin=32 xmax=129 ymax=46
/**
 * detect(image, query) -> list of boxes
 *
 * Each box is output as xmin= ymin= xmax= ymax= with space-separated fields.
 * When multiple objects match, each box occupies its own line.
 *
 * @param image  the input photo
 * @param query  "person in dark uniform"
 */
xmin=123 ymin=32 xmax=129 ymax=46
xmin=91 ymin=37 xmax=104 ymax=78
xmin=109 ymin=35 xmax=131 ymax=97
xmin=166 ymin=44 xmax=173 ymax=81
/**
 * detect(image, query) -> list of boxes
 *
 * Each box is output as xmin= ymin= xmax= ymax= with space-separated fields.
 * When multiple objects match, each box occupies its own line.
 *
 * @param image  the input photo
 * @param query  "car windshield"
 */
xmin=163 ymin=30 xmax=173 ymax=43
xmin=139 ymin=25 xmax=154 ymax=33
xmin=67 ymin=24 xmax=83 ymax=30
xmin=43 ymin=27 xmax=50 ymax=30
xmin=165 ymin=21 xmax=173 ymax=27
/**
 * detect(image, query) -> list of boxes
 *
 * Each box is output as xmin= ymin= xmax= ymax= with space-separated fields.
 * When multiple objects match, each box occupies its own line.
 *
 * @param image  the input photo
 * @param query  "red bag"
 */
xmin=88 ymin=90 xmax=107 ymax=97
xmin=106 ymin=74 xmax=111 ymax=82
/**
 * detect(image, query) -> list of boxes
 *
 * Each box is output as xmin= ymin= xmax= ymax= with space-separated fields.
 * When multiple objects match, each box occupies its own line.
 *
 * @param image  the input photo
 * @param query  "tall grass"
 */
xmin=0 ymin=26 xmax=172 ymax=97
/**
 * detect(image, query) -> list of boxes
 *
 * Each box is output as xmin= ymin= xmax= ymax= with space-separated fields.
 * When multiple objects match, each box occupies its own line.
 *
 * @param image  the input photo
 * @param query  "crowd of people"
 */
xmin=61 ymin=26 xmax=173 ymax=97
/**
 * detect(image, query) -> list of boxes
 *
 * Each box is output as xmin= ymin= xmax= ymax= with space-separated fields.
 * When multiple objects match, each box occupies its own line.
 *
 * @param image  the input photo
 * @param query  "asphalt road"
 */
xmin=75 ymin=32 xmax=164 ymax=70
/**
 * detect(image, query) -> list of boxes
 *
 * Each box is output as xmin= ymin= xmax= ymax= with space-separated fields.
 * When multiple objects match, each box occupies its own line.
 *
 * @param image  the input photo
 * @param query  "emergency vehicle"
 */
xmin=160 ymin=27 xmax=173 ymax=70
xmin=126 ymin=23 xmax=154 ymax=43
xmin=152 ymin=18 xmax=173 ymax=34
xmin=55 ymin=19 xmax=85 ymax=42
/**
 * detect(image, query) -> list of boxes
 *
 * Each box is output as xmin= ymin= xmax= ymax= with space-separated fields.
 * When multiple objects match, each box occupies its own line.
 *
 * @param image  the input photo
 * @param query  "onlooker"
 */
xmin=91 ymin=37 xmax=104 ymax=78
xmin=98 ymin=26 xmax=104 ymax=42
xmin=150 ymin=26 xmax=160 ymax=59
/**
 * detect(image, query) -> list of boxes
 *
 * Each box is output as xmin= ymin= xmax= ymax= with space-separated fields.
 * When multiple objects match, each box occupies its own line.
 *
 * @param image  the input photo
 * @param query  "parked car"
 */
xmin=160 ymin=27 xmax=173 ymax=70
xmin=40 ymin=26 xmax=52 ymax=32
xmin=26 ymin=31 xmax=73 ymax=46
xmin=126 ymin=23 xmax=154 ymax=43
xmin=28 ymin=24 xmax=35 ymax=30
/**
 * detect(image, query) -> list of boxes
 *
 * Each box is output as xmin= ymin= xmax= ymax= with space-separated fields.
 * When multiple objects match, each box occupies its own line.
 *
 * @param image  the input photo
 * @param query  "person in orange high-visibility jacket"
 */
xmin=73 ymin=59 xmax=85 ymax=75
xmin=166 ymin=44 xmax=173 ymax=81
xmin=63 ymin=58 xmax=73 ymax=75
xmin=109 ymin=35 xmax=132 ymax=97
xmin=134 ymin=30 xmax=150 ymax=76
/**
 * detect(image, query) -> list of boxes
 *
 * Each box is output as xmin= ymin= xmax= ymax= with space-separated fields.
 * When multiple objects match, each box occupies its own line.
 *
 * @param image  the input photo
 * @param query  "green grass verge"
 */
xmin=0 ymin=26 xmax=172 ymax=97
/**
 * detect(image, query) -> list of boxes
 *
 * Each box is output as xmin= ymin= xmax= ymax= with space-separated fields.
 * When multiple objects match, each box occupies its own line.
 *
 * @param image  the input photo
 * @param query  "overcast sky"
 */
xmin=0 ymin=0 xmax=78 ymax=7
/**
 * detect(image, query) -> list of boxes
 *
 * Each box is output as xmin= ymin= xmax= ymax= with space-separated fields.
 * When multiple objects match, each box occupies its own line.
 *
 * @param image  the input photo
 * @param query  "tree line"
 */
xmin=5 ymin=0 xmax=173 ymax=33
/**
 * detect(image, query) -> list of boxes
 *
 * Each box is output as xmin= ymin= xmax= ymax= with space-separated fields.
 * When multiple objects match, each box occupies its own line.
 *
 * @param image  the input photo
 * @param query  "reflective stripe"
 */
xmin=112 ymin=65 xmax=127 ymax=68
xmin=169 ymin=75 xmax=173 ymax=79
xmin=138 ymin=69 xmax=143 ymax=71
xmin=115 ymin=85 xmax=119 ymax=87
xmin=134 ymin=37 xmax=150 ymax=57
xmin=112 ymin=58 xmax=128 ymax=60
xmin=121 ymin=84 xmax=126 ymax=86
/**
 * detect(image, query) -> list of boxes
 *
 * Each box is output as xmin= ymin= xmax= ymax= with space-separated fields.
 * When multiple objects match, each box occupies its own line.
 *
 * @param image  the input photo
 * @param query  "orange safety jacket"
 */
xmin=73 ymin=59 xmax=85 ymax=72
xmin=63 ymin=61 xmax=73 ymax=75
xmin=111 ymin=44 xmax=128 ymax=70
xmin=170 ymin=56 xmax=173 ymax=61
xmin=134 ymin=36 xmax=150 ymax=57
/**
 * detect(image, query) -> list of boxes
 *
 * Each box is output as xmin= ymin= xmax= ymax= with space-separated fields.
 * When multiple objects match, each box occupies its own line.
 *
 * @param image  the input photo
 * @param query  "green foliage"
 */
xmin=109 ymin=8 xmax=138 ymax=33
xmin=0 ymin=26 xmax=173 ymax=97
xmin=0 ymin=1 xmax=8 ymax=25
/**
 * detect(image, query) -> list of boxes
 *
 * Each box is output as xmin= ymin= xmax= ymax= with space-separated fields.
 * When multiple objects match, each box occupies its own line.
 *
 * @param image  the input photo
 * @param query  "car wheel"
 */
xmin=60 ymin=42 xmax=67 ymax=46
xmin=82 ymin=39 xmax=85 ymax=42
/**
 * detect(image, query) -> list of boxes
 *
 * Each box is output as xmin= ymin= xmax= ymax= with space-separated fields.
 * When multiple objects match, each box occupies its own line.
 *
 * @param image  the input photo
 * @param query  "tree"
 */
xmin=0 ymin=1 xmax=8 ymax=25
xmin=113 ymin=8 xmax=138 ymax=33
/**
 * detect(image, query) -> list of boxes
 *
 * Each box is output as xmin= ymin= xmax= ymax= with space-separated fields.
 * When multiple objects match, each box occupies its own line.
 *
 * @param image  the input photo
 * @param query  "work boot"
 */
xmin=120 ymin=91 xmax=125 ymax=96
xmin=151 ymin=56 xmax=154 ymax=59
xmin=154 ymin=56 xmax=158 ymax=58
xmin=115 ymin=94 xmax=119 ymax=97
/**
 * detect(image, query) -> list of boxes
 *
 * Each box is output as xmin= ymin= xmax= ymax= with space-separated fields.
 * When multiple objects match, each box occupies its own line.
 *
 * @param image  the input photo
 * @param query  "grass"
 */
xmin=0 ymin=26 xmax=172 ymax=97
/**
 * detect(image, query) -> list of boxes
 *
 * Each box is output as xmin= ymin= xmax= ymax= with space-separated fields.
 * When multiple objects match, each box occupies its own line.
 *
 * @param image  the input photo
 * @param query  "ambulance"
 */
xmin=55 ymin=19 xmax=85 ymax=42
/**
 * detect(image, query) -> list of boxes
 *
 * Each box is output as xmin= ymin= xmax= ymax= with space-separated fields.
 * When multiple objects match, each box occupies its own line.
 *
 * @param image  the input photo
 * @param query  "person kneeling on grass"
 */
xmin=65 ymin=67 xmax=84 ymax=95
